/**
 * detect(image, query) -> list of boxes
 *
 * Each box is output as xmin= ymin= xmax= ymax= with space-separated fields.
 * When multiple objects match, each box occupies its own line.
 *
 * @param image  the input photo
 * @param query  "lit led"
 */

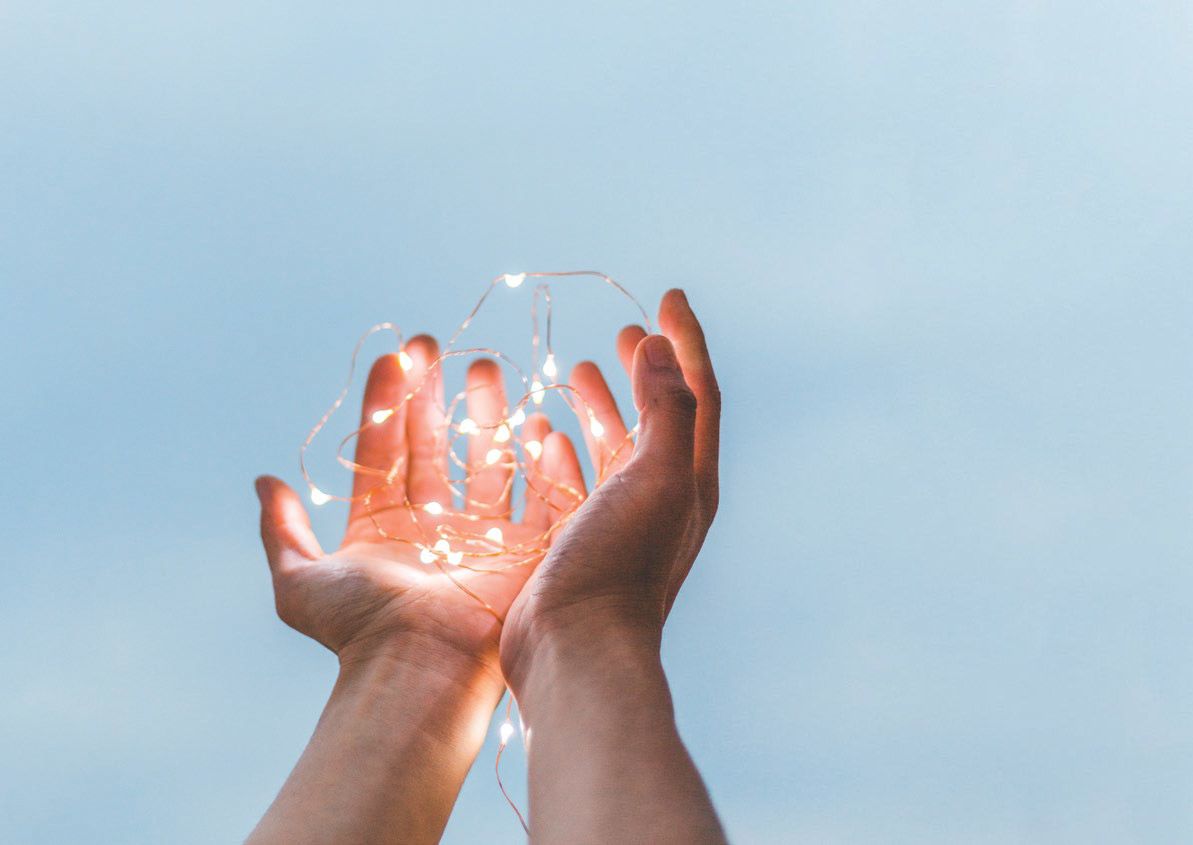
xmin=542 ymin=354 xmax=558 ymax=379
xmin=499 ymin=721 xmax=515 ymax=744
xmin=531 ymin=379 xmax=545 ymax=405
xmin=485 ymin=448 xmax=502 ymax=465
xmin=458 ymin=417 xmax=479 ymax=435
xmin=434 ymin=539 xmax=451 ymax=554
xmin=423 ymin=501 xmax=444 ymax=515
xmin=398 ymin=350 xmax=414 ymax=371
xmin=310 ymin=487 xmax=332 ymax=506
xmin=418 ymin=547 xmax=437 ymax=565
xmin=485 ymin=526 xmax=504 ymax=544
xmin=447 ymin=550 xmax=463 ymax=565
xmin=493 ymin=424 xmax=511 ymax=443
xmin=509 ymin=407 xmax=526 ymax=427
xmin=589 ymin=413 xmax=605 ymax=438
xmin=524 ymin=439 xmax=542 ymax=460
xmin=371 ymin=408 xmax=394 ymax=424
xmin=504 ymin=273 xmax=526 ymax=289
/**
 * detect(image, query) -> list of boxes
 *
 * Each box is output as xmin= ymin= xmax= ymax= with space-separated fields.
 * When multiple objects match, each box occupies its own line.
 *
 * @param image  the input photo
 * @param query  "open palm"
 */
xmin=255 ymin=334 xmax=592 ymax=665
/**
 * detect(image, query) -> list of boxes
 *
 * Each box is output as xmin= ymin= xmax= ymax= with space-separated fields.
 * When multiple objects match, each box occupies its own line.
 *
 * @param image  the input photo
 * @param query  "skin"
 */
xmin=250 ymin=289 xmax=723 ymax=844
xmin=501 ymin=289 xmax=726 ymax=844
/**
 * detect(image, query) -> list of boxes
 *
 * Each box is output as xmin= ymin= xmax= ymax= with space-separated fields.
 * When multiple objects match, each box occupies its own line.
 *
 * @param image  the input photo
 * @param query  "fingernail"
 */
xmin=645 ymin=335 xmax=680 ymax=369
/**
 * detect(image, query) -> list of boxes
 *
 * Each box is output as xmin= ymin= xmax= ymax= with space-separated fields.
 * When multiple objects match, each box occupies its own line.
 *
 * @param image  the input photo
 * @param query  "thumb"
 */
xmin=630 ymin=335 xmax=697 ymax=474
xmin=255 ymin=476 xmax=323 ymax=573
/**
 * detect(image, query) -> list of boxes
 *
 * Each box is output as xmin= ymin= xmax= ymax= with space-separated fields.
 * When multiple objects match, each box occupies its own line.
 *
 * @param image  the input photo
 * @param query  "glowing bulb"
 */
xmin=589 ymin=414 xmax=605 ymax=438
xmin=509 ymin=407 xmax=526 ymax=427
xmin=447 ymin=550 xmax=463 ymax=565
xmin=542 ymin=354 xmax=558 ymax=379
xmin=459 ymin=417 xmax=479 ymax=435
xmin=485 ymin=448 xmax=502 ymax=465
xmin=531 ymin=379 xmax=545 ymax=405
xmin=504 ymin=273 xmax=526 ymax=289
xmin=485 ymin=526 xmax=504 ymax=544
xmin=309 ymin=487 xmax=332 ymax=506
xmin=524 ymin=439 xmax=542 ymax=460
xmin=371 ymin=408 xmax=394 ymax=424
xmin=418 ymin=547 xmax=436 ymax=565
xmin=499 ymin=721 xmax=515 ymax=744
xmin=398 ymin=350 xmax=414 ymax=371
xmin=493 ymin=424 xmax=511 ymax=443
xmin=424 ymin=501 xmax=444 ymax=515
xmin=434 ymin=539 xmax=451 ymax=554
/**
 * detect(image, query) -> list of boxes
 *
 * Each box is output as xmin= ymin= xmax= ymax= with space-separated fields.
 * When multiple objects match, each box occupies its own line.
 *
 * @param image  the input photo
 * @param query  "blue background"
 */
xmin=2 ymin=2 xmax=1191 ymax=842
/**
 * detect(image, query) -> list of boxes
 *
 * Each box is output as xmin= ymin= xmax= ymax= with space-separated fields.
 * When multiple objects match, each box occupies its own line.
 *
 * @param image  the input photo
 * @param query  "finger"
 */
xmin=657 ymin=290 xmax=720 ymax=504
xmin=630 ymin=334 xmax=697 ymax=478
xmin=255 ymin=476 xmax=323 ymax=574
xmin=351 ymin=353 xmax=409 ymax=520
xmin=541 ymin=431 xmax=587 ymax=521
xmin=404 ymin=334 xmax=453 ymax=508
xmin=520 ymin=412 xmax=553 ymax=530
xmin=569 ymin=360 xmax=632 ymax=480
xmin=616 ymin=324 xmax=647 ymax=378
xmin=464 ymin=358 xmax=512 ymax=516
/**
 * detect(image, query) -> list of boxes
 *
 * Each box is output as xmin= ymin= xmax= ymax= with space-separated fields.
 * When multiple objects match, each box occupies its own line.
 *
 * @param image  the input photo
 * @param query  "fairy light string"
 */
xmin=298 ymin=271 xmax=652 ymax=833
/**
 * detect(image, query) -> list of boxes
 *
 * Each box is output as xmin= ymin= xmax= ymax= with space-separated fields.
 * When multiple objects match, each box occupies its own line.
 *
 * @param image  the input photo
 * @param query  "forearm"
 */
xmin=247 ymin=641 xmax=503 ymax=845
xmin=515 ymin=629 xmax=726 ymax=845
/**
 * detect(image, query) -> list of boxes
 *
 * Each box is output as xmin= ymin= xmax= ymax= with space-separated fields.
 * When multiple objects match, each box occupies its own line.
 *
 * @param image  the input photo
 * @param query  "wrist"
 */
xmin=339 ymin=626 xmax=504 ymax=690
xmin=335 ymin=633 xmax=505 ymax=750
xmin=509 ymin=622 xmax=670 ymax=720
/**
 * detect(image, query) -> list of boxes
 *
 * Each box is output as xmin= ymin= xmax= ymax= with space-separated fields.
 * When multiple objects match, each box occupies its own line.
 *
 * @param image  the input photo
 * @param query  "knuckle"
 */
xmin=626 ymin=463 xmax=695 ymax=502
xmin=652 ymin=384 xmax=697 ymax=417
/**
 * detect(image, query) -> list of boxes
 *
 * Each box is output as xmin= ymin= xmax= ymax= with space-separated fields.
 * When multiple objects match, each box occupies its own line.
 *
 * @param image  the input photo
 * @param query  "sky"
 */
xmin=1 ymin=1 xmax=1191 ymax=842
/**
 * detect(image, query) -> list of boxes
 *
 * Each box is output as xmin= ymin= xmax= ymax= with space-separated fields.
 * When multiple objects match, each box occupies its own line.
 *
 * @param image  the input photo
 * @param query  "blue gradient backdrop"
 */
xmin=2 ymin=2 xmax=1191 ymax=842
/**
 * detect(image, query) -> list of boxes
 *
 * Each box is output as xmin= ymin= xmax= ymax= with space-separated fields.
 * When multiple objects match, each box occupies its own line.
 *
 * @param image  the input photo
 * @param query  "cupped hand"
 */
xmin=500 ymin=289 xmax=720 ymax=686
xmin=255 ymin=334 xmax=588 ymax=671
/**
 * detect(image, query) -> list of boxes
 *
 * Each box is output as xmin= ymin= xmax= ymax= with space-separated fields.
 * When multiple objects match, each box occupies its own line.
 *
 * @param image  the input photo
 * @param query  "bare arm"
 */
xmin=516 ymin=631 xmax=724 ymax=844
xmin=246 ymin=641 xmax=499 ymax=845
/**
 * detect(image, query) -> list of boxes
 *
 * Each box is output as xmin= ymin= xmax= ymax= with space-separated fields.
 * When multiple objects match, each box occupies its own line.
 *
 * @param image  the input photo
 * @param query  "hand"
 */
xmin=255 ymin=333 xmax=587 ymax=674
xmin=496 ymin=289 xmax=725 ymax=845
xmin=500 ymin=288 xmax=720 ymax=686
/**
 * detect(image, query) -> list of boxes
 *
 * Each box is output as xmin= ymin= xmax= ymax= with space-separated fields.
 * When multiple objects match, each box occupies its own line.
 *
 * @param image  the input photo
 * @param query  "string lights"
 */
xmin=298 ymin=271 xmax=652 ymax=833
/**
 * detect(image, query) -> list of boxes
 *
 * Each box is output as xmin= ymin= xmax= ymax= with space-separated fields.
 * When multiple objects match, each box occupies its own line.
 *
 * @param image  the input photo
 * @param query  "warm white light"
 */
xmin=310 ymin=487 xmax=332 ymax=506
xmin=434 ymin=539 xmax=451 ymax=554
xmin=499 ymin=721 xmax=515 ymax=744
xmin=504 ymin=273 xmax=526 ymax=289
xmin=447 ymin=550 xmax=463 ymax=566
xmin=398 ymin=350 xmax=414 ymax=371
xmin=371 ymin=408 xmax=394 ymax=424
xmin=485 ymin=448 xmax=502 ymax=465
xmin=485 ymin=526 xmax=504 ymax=544
xmin=458 ymin=417 xmax=479 ymax=435
xmin=542 ymin=354 xmax=558 ymax=379
xmin=589 ymin=414 xmax=605 ymax=438
xmin=524 ymin=439 xmax=542 ymax=460
xmin=493 ymin=424 xmax=511 ymax=443
xmin=531 ymin=379 xmax=545 ymax=405
xmin=509 ymin=407 xmax=526 ymax=427
xmin=424 ymin=501 xmax=444 ymax=515
xmin=418 ymin=547 xmax=436 ymax=565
